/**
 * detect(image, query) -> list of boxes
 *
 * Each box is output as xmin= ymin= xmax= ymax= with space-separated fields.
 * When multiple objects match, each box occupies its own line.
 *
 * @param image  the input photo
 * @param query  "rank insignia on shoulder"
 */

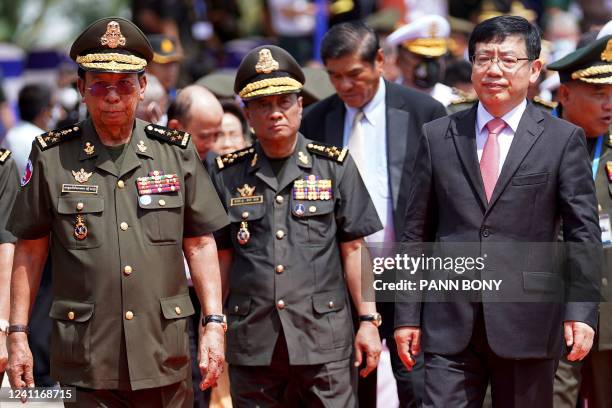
xmin=306 ymin=142 xmax=348 ymax=164
xmin=145 ymin=124 xmax=190 ymax=148
xmin=216 ymin=147 xmax=256 ymax=170
xmin=0 ymin=148 xmax=11 ymax=164
xmin=532 ymin=96 xmax=558 ymax=111
xmin=36 ymin=124 xmax=81 ymax=150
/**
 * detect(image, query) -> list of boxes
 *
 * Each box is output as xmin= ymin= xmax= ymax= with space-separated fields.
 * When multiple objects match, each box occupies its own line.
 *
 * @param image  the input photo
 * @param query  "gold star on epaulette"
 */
xmin=216 ymin=147 xmax=256 ymax=170
xmin=144 ymin=124 xmax=190 ymax=149
xmin=0 ymin=148 xmax=11 ymax=164
xmin=35 ymin=125 xmax=81 ymax=151
xmin=306 ymin=142 xmax=348 ymax=164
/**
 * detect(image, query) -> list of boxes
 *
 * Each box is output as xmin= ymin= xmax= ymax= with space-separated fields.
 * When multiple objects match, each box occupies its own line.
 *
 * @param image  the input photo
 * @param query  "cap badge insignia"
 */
xmin=72 ymin=168 xmax=93 ymax=184
xmin=237 ymin=184 xmax=256 ymax=197
xmin=100 ymin=21 xmax=126 ymax=49
xmin=255 ymin=48 xmax=279 ymax=74
xmin=602 ymin=39 xmax=612 ymax=62
xmin=428 ymin=22 xmax=439 ymax=38
xmin=84 ymin=142 xmax=95 ymax=156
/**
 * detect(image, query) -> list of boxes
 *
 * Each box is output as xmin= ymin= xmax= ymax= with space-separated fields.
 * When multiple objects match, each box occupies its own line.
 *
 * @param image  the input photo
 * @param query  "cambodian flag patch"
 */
xmin=21 ymin=159 xmax=33 ymax=186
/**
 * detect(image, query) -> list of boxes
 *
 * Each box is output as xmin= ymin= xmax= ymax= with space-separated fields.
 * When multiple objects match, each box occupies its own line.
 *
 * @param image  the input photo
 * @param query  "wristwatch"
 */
xmin=359 ymin=313 xmax=382 ymax=328
xmin=202 ymin=314 xmax=227 ymax=332
xmin=7 ymin=325 xmax=29 ymax=334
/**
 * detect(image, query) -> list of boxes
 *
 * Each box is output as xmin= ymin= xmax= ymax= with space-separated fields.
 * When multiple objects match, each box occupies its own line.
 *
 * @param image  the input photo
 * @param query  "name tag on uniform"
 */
xmin=230 ymin=196 xmax=263 ymax=206
xmin=62 ymin=184 xmax=99 ymax=194
xmin=600 ymin=213 xmax=612 ymax=247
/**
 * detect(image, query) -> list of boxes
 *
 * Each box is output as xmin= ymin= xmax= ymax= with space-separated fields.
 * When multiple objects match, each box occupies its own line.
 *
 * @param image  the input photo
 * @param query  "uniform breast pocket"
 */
xmin=312 ymin=290 xmax=352 ymax=350
xmin=55 ymin=196 xmax=104 ymax=249
xmin=290 ymin=198 xmax=336 ymax=246
xmin=228 ymin=204 xmax=266 ymax=251
xmin=49 ymin=299 xmax=95 ymax=366
xmin=138 ymin=193 xmax=184 ymax=245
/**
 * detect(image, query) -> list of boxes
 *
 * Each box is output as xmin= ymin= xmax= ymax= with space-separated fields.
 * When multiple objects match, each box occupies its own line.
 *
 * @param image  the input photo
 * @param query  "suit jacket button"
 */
xmin=233 ymin=305 xmax=239 ymax=313
xmin=277 ymin=299 xmax=285 ymax=310
xmin=276 ymin=230 xmax=285 ymax=239
xmin=328 ymin=301 xmax=334 ymax=309
xmin=481 ymin=229 xmax=490 ymax=238
xmin=275 ymin=265 xmax=284 ymax=274
xmin=275 ymin=195 xmax=284 ymax=204
xmin=175 ymin=306 xmax=182 ymax=315
xmin=125 ymin=311 xmax=134 ymax=320
xmin=68 ymin=311 xmax=75 ymax=320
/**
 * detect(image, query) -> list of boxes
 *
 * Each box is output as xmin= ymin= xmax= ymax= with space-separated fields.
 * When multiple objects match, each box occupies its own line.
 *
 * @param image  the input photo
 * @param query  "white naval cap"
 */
xmin=386 ymin=14 xmax=450 ymax=57
xmin=597 ymin=20 xmax=612 ymax=39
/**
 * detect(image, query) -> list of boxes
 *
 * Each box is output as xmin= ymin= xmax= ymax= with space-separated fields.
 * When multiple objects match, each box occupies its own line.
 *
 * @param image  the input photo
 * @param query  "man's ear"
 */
xmin=529 ymin=59 xmax=543 ymax=85
xmin=77 ymin=77 xmax=86 ymax=98
xmin=167 ymin=118 xmax=182 ymax=129
xmin=557 ymin=83 xmax=571 ymax=106
xmin=138 ymin=74 xmax=147 ymax=101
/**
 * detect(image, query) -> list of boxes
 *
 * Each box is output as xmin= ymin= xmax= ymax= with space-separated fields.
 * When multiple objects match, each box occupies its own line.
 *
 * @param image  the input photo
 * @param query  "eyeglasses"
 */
xmin=86 ymin=80 xmax=138 ymax=97
xmin=471 ymin=54 xmax=534 ymax=71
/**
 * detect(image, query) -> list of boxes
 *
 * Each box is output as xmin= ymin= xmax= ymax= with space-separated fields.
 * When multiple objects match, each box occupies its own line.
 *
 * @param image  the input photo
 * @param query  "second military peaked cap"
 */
xmin=547 ymin=35 xmax=612 ymax=84
xmin=234 ymin=45 xmax=305 ymax=101
xmin=70 ymin=17 xmax=153 ymax=73
xmin=386 ymin=14 xmax=450 ymax=57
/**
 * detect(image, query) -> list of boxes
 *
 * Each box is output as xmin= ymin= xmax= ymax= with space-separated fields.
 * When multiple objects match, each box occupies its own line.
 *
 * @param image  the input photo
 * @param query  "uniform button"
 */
xmin=175 ymin=306 xmax=182 ymax=315
xmin=125 ymin=311 xmax=134 ymax=320
xmin=159 ymin=199 xmax=166 ymax=206
xmin=233 ymin=305 xmax=239 ymax=313
xmin=309 ymin=206 xmax=317 ymax=213
xmin=328 ymin=301 xmax=334 ymax=309
xmin=603 ymin=278 xmax=608 ymax=286
xmin=68 ymin=311 xmax=75 ymax=320
xmin=123 ymin=265 xmax=133 ymax=275
xmin=481 ymin=228 xmax=490 ymax=238
xmin=120 ymin=222 xmax=129 ymax=231
xmin=276 ymin=230 xmax=285 ymax=239
xmin=242 ymin=211 xmax=249 ymax=219
xmin=277 ymin=299 xmax=285 ymax=310
xmin=275 ymin=195 xmax=284 ymax=204
xmin=275 ymin=265 xmax=284 ymax=274
xmin=117 ymin=180 xmax=125 ymax=189
xmin=76 ymin=202 xmax=84 ymax=211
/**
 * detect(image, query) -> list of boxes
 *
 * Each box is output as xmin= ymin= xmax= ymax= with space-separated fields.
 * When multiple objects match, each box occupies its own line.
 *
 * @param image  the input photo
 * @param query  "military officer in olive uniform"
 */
xmin=0 ymin=149 xmax=19 ymax=384
xmin=547 ymin=35 xmax=612 ymax=408
xmin=5 ymin=17 xmax=229 ymax=406
xmin=211 ymin=45 xmax=383 ymax=407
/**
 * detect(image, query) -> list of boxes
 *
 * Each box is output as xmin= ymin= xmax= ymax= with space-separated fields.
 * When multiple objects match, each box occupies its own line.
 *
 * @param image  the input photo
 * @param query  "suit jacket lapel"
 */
xmin=487 ymin=103 xmax=544 ymax=210
xmin=385 ymin=85 xmax=410 ymax=211
xmin=452 ymin=105 xmax=488 ymax=208
xmin=325 ymin=100 xmax=345 ymax=147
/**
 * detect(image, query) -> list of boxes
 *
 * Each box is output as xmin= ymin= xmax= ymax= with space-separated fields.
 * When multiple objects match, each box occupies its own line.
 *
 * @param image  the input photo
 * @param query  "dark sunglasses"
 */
xmin=86 ymin=80 xmax=138 ymax=97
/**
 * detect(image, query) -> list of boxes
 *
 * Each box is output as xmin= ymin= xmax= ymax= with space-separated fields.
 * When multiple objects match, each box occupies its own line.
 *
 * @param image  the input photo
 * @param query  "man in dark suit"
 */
xmin=394 ymin=16 xmax=601 ymax=407
xmin=301 ymin=21 xmax=446 ymax=407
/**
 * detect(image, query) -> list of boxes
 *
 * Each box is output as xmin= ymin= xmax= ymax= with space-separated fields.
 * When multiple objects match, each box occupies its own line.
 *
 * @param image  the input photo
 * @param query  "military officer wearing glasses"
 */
xmin=211 ymin=45 xmax=383 ymax=406
xmin=5 ymin=17 xmax=229 ymax=406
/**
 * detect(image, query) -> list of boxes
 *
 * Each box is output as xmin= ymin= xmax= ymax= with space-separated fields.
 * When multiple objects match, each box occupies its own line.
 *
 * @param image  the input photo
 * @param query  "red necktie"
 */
xmin=481 ymin=118 xmax=506 ymax=202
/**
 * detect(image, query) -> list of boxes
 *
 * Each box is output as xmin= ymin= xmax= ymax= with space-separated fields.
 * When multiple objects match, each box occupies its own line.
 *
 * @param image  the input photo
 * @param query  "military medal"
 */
xmin=237 ymin=222 xmax=250 ymax=245
xmin=137 ymin=171 xmax=181 ymax=195
xmin=72 ymin=168 xmax=93 ymax=183
xmin=84 ymin=142 xmax=95 ymax=156
xmin=74 ymin=215 xmax=88 ymax=240
xmin=294 ymin=203 xmax=305 ymax=217
xmin=292 ymin=175 xmax=333 ymax=201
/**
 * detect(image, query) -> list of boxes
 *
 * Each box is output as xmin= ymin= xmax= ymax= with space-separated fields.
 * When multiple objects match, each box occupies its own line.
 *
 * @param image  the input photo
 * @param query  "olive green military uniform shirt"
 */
xmin=211 ymin=134 xmax=382 ymax=366
xmin=0 ymin=149 xmax=18 ymax=243
xmin=7 ymin=119 xmax=229 ymax=390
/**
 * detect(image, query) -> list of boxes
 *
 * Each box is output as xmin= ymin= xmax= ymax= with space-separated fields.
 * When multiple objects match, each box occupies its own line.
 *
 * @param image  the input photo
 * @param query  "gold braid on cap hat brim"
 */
xmin=402 ymin=38 xmax=448 ymax=57
xmin=239 ymin=76 xmax=303 ymax=100
xmin=76 ymin=52 xmax=147 ymax=71
xmin=571 ymin=64 xmax=612 ymax=84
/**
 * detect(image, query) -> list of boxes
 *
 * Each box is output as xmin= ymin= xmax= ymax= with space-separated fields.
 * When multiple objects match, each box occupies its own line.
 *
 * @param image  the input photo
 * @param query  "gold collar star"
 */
xmin=84 ymin=142 xmax=95 ymax=156
xmin=137 ymin=140 xmax=148 ymax=153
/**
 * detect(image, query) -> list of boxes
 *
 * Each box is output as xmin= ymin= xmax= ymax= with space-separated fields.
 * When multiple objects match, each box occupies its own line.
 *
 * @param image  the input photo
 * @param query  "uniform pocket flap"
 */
xmin=228 ymin=205 xmax=265 ymax=222
xmin=511 ymin=172 xmax=549 ymax=186
xmin=312 ymin=290 xmax=346 ymax=313
xmin=160 ymin=293 xmax=195 ymax=319
xmin=57 ymin=197 xmax=104 ymax=214
xmin=523 ymin=271 xmax=562 ymax=292
xmin=49 ymin=299 xmax=95 ymax=322
xmin=227 ymin=294 xmax=251 ymax=316
xmin=138 ymin=193 xmax=183 ymax=210
xmin=291 ymin=199 xmax=335 ymax=217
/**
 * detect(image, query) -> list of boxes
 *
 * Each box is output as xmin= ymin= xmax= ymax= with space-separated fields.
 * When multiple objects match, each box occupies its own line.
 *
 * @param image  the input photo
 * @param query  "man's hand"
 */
xmin=7 ymin=333 xmax=35 ymax=388
xmin=564 ymin=321 xmax=594 ymax=361
xmin=0 ymin=332 xmax=7 ymax=373
xmin=354 ymin=322 xmax=382 ymax=378
xmin=198 ymin=323 xmax=225 ymax=390
xmin=394 ymin=326 xmax=421 ymax=371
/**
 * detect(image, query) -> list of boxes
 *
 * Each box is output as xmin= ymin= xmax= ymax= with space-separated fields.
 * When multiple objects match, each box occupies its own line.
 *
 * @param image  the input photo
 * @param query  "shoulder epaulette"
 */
xmin=532 ymin=96 xmax=558 ymax=110
xmin=450 ymin=95 xmax=478 ymax=105
xmin=307 ymin=142 xmax=348 ymax=163
xmin=35 ymin=124 xmax=81 ymax=150
xmin=145 ymin=124 xmax=190 ymax=149
xmin=0 ymin=148 xmax=11 ymax=164
xmin=607 ymin=133 xmax=612 ymax=148
xmin=216 ymin=146 xmax=256 ymax=170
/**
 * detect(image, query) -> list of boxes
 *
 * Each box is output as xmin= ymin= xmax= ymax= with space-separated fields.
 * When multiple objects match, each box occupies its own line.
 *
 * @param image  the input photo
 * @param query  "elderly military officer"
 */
xmin=5 ymin=17 xmax=229 ymax=406
xmin=0 ymin=149 xmax=19 ymax=384
xmin=548 ymin=34 xmax=612 ymax=408
xmin=211 ymin=45 xmax=383 ymax=406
